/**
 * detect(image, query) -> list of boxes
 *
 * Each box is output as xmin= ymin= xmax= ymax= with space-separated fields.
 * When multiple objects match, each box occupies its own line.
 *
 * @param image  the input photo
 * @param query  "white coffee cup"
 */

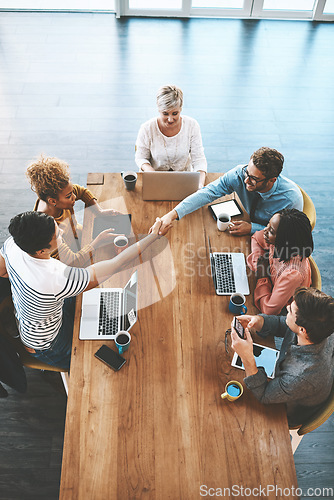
xmin=114 ymin=235 xmax=128 ymax=254
xmin=217 ymin=212 xmax=231 ymax=231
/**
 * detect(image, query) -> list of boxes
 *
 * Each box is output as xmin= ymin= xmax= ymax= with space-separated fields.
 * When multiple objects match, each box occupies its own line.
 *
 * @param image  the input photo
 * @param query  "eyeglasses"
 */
xmin=242 ymin=166 xmax=268 ymax=185
xmin=225 ymin=328 xmax=231 ymax=353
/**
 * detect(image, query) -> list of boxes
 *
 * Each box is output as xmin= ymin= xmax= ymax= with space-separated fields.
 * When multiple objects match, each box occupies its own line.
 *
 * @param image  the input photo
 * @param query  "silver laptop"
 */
xmin=142 ymin=171 xmax=200 ymax=201
xmin=79 ymin=271 xmax=138 ymax=340
xmin=208 ymin=237 xmax=249 ymax=296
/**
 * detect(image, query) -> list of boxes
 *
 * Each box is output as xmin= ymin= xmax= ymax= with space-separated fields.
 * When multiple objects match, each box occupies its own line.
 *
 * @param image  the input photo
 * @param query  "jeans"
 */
xmin=30 ymin=297 xmax=76 ymax=371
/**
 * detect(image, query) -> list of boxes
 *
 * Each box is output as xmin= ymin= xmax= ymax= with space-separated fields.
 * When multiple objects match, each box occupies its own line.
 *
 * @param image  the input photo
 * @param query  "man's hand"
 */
xmin=235 ymin=314 xmax=264 ymax=333
xmin=228 ymin=220 xmax=252 ymax=236
xmin=256 ymin=254 xmax=270 ymax=279
xmin=231 ymin=324 xmax=258 ymax=377
xmin=149 ymin=209 xmax=177 ymax=236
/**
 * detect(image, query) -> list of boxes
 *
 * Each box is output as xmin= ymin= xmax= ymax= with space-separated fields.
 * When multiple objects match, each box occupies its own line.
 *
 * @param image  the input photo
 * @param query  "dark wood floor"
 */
xmin=0 ymin=12 xmax=333 ymax=500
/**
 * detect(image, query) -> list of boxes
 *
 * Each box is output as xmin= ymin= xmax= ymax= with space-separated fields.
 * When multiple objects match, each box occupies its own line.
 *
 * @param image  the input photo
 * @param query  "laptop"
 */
xmin=79 ymin=271 xmax=138 ymax=340
xmin=208 ymin=237 xmax=250 ymax=296
xmin=142 ymin=171 xmax=200 ymax=201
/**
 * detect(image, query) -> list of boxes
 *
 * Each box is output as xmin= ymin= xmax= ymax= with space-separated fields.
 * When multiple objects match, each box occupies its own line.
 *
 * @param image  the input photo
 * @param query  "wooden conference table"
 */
xmin=59 ymin=173 xmax=298 ymax=500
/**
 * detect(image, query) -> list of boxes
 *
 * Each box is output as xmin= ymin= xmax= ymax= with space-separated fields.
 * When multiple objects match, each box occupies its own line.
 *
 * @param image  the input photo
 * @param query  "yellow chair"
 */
xmin=290 ymin=382 xmax=334 ymax=453
xmin=0 ymin=297 xmax=69 ymax=394
xmin=297 ymin=185 xmax=316 ymax=230
xmin=308 ymin=255 xmax=322 ymax=290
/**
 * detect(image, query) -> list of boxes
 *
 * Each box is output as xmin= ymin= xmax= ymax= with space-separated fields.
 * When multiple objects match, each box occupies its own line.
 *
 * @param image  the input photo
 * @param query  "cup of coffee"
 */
xmin=115 ymin=331 xmax=131 ymax=355
xmin=217 ymin=212 xmax=231 ymax=232
xmin=114 ymin=235 xmax=128 ymax=254
xmin=221 ymin=381 xmax=243 ymax=402
xmin=121 ymin=171 xmax=137 ymax=191
xmin=229 ymin=293 xmax=247 ymax=315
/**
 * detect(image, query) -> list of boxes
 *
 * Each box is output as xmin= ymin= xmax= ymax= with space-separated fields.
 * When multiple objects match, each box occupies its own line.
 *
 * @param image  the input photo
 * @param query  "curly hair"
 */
xmin=156 ymin=85 xmax=183 ymax=111
xmin=251 ymin=147 xmax=284 ymax=178
xmin=26 ymin=155 xmax=70 ymax=201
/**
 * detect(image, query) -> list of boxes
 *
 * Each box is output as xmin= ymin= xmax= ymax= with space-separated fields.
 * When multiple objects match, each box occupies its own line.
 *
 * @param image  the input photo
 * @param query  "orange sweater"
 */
xmin=34 ymin=184 xmax=96 ymax=267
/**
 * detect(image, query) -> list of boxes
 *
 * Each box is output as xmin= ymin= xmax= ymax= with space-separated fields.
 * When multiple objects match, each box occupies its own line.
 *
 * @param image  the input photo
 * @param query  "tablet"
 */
xmin=92 ymin=214 xmax=132 ymax=239
xmin=208 ymin=199 xmax=243 ymax=221
xmin=231 ymin=343 xmax=279 ymax=379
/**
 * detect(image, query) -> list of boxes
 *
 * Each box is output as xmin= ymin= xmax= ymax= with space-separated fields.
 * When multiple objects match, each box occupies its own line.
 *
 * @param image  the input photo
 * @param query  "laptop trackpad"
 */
xmin=81 ymin=305 xmax=97 ymax=319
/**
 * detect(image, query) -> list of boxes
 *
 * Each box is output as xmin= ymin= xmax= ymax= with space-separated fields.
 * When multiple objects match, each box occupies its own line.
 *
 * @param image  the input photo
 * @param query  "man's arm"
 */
xmin=0 ymin=254 xmax=8 ymax=278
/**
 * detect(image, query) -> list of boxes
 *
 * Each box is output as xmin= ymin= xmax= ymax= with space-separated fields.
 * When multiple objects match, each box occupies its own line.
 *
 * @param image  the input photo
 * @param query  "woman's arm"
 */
xmin=254 ymin=268 xmax=305 ymax=315
xmin=189 ymin=119 xmax=207 ymax=187
xmin=246 ymin=230 xmax=269 ymax=271
xmin=85 ymin=219 xmax=162 ymax=290
xmin=135 ymin=123 xmax=155 ymax=171
xmin=53 ymin=228 xmax=116 ymax=268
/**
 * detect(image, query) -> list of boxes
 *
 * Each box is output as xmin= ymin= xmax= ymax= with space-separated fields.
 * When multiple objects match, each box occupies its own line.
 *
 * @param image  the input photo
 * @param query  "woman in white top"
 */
xmin=135 ymin=85 xmax=207 ymax=188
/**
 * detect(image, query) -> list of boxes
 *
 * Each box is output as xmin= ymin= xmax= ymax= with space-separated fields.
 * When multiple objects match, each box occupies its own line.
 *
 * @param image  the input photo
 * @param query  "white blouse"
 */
xmin=135 ymin=115 xmax=207 ymax=172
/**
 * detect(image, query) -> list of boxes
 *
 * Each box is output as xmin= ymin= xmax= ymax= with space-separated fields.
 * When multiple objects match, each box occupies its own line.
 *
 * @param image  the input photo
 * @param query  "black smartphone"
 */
xmin=94 ymin=344 xmax=126 ymax=371
xmin=233 ymin=317 xmax=245 ymax=339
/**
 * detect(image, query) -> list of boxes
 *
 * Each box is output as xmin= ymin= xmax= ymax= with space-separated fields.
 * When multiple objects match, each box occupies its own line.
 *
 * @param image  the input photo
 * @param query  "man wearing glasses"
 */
xmin=156 ymin=147 xmax=303 ymax=236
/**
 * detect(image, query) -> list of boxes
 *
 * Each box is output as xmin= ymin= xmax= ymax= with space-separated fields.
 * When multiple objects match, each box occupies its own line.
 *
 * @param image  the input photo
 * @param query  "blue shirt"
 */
xmin=175 ymin=165 xmax=303 ymax=234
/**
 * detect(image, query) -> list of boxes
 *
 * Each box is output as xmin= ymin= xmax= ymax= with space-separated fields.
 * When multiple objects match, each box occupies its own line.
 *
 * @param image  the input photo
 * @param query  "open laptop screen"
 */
xmin=121 ymin=273 xmax=138 ymax=331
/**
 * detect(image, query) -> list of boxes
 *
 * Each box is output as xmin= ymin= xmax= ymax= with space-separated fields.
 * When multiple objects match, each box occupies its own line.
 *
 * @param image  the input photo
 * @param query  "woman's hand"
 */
xmin=149 ymin=217 xmax=162 ymax=235
xmin=91 ymin=228 xmax=117 ymax=250
xmin=98 ymin=208 xmax=122 ymax=217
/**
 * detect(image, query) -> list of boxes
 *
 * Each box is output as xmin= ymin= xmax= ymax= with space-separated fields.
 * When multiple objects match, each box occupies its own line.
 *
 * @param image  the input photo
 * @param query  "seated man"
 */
xmin=231 ymin=287 xmax=334 ymax=427
xmin=157 ymin=147 xmax=303 ymax=236
xmin=0 ymin=211 xmax=161 ymax=370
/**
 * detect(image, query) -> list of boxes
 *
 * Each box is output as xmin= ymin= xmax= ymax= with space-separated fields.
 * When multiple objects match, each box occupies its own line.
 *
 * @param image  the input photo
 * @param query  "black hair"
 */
xmin=8 ymin=211 xmax=55 ymax=255
xmin=274 ymin=209 xmax=313 ymax=262
xmin=294 ymin=287 xmax=334 ymax=344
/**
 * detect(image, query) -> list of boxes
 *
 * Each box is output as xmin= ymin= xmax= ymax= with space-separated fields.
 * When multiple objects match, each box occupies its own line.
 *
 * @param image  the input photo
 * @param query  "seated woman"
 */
xmin=135 ymin=84 xmax=207 ymax=188
xmin=247 ymin=209 xmax=313 ymax=315
xmin=27 ymin=155 xmax=118 ymax=267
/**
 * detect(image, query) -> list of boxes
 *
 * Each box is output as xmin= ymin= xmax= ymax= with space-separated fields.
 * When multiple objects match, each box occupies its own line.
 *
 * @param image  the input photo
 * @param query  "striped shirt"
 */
xmin=1 ymin=237 xmax=90 ymax=350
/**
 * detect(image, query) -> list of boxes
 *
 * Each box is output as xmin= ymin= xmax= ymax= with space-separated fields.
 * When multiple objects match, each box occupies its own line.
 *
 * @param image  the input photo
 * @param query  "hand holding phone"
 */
xmin=95 ymin=344 xmax=126 ymax=371
xmin=233 ymin=317 xmax=245 ymax=339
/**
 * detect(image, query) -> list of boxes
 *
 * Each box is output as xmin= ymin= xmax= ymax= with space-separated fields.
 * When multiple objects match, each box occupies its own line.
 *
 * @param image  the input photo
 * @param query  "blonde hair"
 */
xmin=156 ymin=85 xmax=183 ymax=111
xmin=26 ymin=155 xmax=70 ymax=201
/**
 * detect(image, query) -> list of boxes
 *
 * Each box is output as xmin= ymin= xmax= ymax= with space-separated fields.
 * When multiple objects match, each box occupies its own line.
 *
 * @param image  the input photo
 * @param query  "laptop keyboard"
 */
xmin=214 ymin=254 xmax=236 ymax=294
xmin=98 ymin=291 xmax=120 ymax=336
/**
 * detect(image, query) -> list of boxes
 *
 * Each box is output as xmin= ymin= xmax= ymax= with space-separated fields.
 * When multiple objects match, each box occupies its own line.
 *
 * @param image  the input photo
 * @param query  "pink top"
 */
xmin=247 ymin=230 xmax=312 ymax=315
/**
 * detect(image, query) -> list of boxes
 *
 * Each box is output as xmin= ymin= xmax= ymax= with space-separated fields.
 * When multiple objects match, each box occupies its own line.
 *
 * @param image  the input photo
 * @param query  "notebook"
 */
xmin=79 ymin=271 xmax=138 ymax=340
xmin=208 ymin=237 xmax=249 ymax=296
xmin=142 ymin=171 xmax=200 ymax=201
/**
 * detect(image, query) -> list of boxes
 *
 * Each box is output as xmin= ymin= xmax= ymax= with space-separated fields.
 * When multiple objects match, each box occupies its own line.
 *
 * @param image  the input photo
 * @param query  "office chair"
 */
xmin=0 ymin=297 xmax=69 ymax=394
xmin=290 ymin=382 xmax=334 ymax=454
xmin=308 ymin=255 xmax=322 ymax=290
xmin=297 ymin=185 xmax=316 ymax=230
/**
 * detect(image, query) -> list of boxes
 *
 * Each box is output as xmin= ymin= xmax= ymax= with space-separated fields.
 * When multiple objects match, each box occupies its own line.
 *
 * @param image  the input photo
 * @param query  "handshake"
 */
xmin=149 ymin=210 xmax=178 ymax=236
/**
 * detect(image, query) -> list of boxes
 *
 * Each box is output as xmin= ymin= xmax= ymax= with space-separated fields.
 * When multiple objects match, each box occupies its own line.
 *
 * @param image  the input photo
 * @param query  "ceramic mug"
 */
xmin=221 ymin=381 xmax=244 ymax=402
xmin=114 ymin=331 xmax=131 ymax=355
xmin=121 ymin=171 xmax=137 ymax=191
xmin=217 ymin=212 xmax=231 ymax=231
xmin=114 ymin=235 xmax=129 ymax=254
xmin=229 ymin=293 xmax=247 ymax=315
